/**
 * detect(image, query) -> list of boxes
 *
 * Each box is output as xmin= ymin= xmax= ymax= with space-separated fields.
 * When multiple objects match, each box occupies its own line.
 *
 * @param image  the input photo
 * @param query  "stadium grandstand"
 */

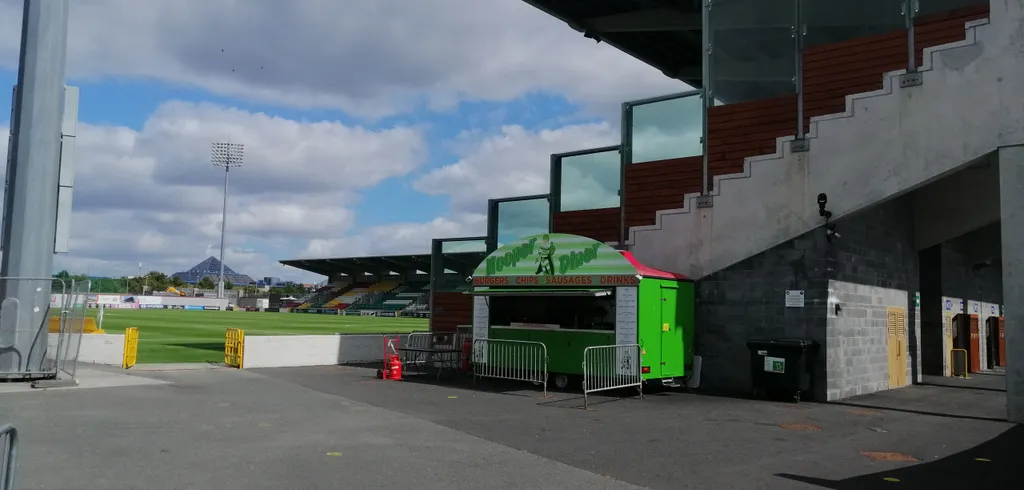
xmin=280 ymin=250 xmax=484 ymax=317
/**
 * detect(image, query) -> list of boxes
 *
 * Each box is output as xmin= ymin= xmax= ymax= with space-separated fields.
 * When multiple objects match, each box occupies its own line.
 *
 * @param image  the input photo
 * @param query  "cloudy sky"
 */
xmin=0 ymin=0 xmax=682 ymax=283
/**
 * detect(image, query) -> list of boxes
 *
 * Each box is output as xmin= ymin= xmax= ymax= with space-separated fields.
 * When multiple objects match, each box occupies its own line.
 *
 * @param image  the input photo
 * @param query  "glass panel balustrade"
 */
xmin=626 ymin=91 xmax=704 ymax=164
xmin=492 ymin=197 xmax=550 ymax=248
xmin=708 ymin=0 xmax=797 ymax=105
xmin=556 ymin=148 xmax=621 ymax=212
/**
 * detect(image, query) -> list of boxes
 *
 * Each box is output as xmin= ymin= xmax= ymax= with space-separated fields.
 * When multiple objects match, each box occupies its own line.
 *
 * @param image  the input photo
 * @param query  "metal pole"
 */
xmin=218 ymin=165 xmax=229 ymax=299
xmin=211 ymin=142 xmax=242 ymax=300
xmin=0 ymin=0 xmax=70 ymax=378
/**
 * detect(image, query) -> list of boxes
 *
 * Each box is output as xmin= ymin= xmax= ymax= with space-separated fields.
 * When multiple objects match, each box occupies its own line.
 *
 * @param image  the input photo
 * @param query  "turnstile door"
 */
xmin=969 ymin=315 xmax=981 ymax=373
xmin=986 ymin=316 xmax=999 ymax=368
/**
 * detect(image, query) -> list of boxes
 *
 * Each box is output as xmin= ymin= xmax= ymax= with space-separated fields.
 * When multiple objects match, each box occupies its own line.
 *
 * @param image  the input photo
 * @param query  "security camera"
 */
xmin=465 ymin=276 xmax=474 ymax=283
xmin=817 ymin=193 xmax=831 ymax=219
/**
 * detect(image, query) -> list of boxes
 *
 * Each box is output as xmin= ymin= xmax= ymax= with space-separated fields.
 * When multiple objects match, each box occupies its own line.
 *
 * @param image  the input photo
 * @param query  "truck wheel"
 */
xmin=553 ymin=374 xmax=569 ymax=389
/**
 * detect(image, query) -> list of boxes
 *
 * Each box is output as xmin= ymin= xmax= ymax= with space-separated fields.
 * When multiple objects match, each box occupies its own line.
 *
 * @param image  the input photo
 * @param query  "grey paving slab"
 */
xmin=258 ymin=366 xmax=1020 ymax=490
xmin=0 ymin=367 xmax=642 ymax=490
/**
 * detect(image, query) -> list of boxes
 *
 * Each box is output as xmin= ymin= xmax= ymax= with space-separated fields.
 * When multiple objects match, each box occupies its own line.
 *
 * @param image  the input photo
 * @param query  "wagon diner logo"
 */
xmin=484 ymin=237 xmax=601 ymax=277
xmin=485 ymin=237 xmax=538 ymax=275
xmin=475 ymin=234 xmax=638 ymax=287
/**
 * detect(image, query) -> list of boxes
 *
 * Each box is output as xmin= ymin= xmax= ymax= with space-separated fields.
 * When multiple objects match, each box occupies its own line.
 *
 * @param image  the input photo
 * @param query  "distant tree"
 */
xmin=170 ymin=276 xmax=185 ymax=288
xmin=224 ymin=281 xmax=234 ymax=290
xmin=197 ymin=276 xmax=216 ymax=290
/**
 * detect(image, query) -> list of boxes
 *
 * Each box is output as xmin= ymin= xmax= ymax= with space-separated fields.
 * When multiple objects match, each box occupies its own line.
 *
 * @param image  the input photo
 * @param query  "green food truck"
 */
xmin=468 ymin=233 xmax=695 ymax=389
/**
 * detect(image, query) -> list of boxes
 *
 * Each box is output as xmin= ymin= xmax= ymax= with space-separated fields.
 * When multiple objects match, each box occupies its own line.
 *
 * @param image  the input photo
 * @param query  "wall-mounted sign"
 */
xmin=472 ymin=233 xmax=639 ymax=287
xmin=785 ymin=290 xmax=805 ymax=308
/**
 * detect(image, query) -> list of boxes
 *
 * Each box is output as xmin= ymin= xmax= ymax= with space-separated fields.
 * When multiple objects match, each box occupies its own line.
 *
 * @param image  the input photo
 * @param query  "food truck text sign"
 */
xmin=472 ymin=296 xmax=490 ymax=363
xmin=615 ymin=286 xmax=640 ymax=375
xmin=472 ymin=233 xmax=638 ymax=286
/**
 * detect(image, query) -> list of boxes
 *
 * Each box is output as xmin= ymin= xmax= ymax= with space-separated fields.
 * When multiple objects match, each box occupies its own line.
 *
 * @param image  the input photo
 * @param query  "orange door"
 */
xmin=969 ymin=314 xmax=981 ymax=372
xmin=998 ymin=317 xmax=1006 ymax=367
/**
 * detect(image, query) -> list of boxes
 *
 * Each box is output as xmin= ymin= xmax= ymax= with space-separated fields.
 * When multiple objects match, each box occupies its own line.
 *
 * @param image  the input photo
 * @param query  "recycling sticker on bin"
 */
xmin=764 ymin=356 xmax=786 ymax=373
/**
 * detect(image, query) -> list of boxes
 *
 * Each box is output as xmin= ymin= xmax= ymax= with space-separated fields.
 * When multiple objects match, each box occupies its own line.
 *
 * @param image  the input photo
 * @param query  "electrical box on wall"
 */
xmin=2 ymin=84 xmax=77 ymax=254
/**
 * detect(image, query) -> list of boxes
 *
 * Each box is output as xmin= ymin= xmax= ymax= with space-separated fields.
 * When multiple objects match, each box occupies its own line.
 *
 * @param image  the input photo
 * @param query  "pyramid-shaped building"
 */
xmin=171 ymin=256 xmax=255 ymax=286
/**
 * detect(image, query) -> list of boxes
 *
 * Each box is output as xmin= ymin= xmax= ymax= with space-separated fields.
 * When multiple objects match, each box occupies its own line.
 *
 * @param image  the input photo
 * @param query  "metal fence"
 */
xmin=472 ymin=339 xmax=548 ymax=396
xmin=582 ymin=344 xmax=643 ymax=409
xmin=0 ymin=277 xmax=66 ymax=380
xmin=1 ymin=423 xmax=18 ymax=490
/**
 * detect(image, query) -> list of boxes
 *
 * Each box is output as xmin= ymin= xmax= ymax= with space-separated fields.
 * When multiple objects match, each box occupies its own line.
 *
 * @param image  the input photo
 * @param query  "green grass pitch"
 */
xmin=90 ymin=309 xmax=428 ymax=364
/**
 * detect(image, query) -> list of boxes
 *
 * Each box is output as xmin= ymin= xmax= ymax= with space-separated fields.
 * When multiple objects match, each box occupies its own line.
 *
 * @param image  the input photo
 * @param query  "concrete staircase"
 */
xmin=629 ymin=5 xmax=1019 ymax=279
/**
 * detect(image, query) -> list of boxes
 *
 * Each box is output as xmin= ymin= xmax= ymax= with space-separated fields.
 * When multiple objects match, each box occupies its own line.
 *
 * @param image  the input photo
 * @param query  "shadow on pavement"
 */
xmin=826 ymin=401 xmax=1007 ymax=423
xmin=777 ymin=424 xmax=1022 ymax=489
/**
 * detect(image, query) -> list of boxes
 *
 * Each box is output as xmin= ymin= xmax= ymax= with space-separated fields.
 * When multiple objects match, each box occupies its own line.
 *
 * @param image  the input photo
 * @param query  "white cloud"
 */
xmin=1 ymin=103 xmax=426 ymax=282
xmin=414 ymin=123 xmax=620 ymax=214
xmin=0 ymin=0 xmax=683 ymax=119
xmin=305 ymin=122 xmax=621 ymax=262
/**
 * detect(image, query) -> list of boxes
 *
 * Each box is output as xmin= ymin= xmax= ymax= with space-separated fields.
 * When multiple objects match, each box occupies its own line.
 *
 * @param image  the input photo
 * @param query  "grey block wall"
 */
xmin=696 ymin=230 xmax=833 ymax=400
xmin=696 ymin=193 xmax=1004 ymax=401
xmin=696 ymin=195 xmax=917 ymax=401
xmin=825 ymin=281 xmax=916 ymax=400
xmin=826 ymin=196 xmax=920 ymax=399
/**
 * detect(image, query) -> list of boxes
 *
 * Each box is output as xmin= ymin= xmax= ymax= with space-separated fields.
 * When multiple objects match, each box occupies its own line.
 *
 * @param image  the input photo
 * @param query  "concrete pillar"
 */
xmin=919 ymin=245 xmax=944 ymax=375
xmin=999 ymin=145 xmax=1024 ymax=422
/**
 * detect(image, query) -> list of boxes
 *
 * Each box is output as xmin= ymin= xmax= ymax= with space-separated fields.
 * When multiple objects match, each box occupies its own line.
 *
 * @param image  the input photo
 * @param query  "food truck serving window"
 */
xmin=482 ymin=289 xmax=616 ymax=332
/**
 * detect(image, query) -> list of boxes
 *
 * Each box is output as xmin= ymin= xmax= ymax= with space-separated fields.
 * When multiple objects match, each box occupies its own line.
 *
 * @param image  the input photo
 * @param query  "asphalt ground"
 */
xmin=1 ymin=364 xmax=1017 ymax=490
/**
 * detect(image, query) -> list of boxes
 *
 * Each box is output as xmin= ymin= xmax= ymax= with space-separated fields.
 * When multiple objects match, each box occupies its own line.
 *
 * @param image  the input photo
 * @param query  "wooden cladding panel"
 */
xmin=430 ymin=291 xmax=472 ymax=333
xmin=706 ymin=95 xmax=797 ymax=179
xmin=552 ymin=207 xmax=619 ymax=244
xmin=803 ymin=30 xmax=907 ymax=124
xmin=623 ymin=156 xmax=702 ymax=228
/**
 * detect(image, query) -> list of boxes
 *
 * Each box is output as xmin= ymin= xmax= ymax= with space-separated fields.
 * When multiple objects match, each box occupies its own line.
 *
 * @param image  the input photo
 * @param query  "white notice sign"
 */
xmin=615 ymin=287 xmax=640 ymax=375
xmin=472 ymin=296 xmax=489 ymax=364
xmin=785 ymin=290 xmax=805 ymax=308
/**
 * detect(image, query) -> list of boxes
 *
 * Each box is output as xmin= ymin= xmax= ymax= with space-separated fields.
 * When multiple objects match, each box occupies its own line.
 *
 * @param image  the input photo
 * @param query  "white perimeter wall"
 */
xmin=631 ymin=4 xmax=1024 ymax=279
xmin=242 ymin=334 xmax=416 ymax=369
xmin=45 ymin=333 xmax=125 ymax=366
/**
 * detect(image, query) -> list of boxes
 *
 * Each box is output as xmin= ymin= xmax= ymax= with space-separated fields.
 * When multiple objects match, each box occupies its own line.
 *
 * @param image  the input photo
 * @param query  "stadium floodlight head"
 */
xmin=210 ymin=141 xmax=244 ymax=300
xmin=211 ymin=141 xmax=244 ymax=168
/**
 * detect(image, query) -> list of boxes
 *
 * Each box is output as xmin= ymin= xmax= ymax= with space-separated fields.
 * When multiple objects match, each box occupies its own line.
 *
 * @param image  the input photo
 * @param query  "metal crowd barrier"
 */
xmin=582 ymin=344 xmax=643 ymax=409
xmin=472 ymin=339 xmax=548 ymax=396
xmin=1 ymin=423 xmax=18 ymax=490
xmin=224 ymin=328 xmax=245 ymax=368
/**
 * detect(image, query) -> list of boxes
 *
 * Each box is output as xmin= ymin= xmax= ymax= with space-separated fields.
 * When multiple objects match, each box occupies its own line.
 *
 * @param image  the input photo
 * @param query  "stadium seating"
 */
xmin=347 ymin=281 xmax=424 ymax=312
xmin=298 ymin=283 xmax=356 ymax=309
xmin=322 ymin=282 xmax=381 ymax=309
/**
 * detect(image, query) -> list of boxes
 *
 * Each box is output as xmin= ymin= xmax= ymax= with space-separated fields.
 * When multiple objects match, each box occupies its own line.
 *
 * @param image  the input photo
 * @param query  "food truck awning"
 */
xmin=467 ymin=288 xmax=613 ymax=297
xmin=470 ymin=233 xmax=691 ymax=288
xmin=620 ymin=251 xmax=690 ymax=280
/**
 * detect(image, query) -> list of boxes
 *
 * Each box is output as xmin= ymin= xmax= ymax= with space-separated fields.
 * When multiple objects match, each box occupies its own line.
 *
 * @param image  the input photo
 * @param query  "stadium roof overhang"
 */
xmin=280 ymin=252 xmax=486 ymax=278
xmin=522 ymin=0 xmax=705 ymax=86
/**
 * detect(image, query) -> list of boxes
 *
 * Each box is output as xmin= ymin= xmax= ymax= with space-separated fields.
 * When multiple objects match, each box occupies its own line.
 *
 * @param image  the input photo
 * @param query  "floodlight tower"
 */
xmin=211 ymin=142 xmax=244 ymax=299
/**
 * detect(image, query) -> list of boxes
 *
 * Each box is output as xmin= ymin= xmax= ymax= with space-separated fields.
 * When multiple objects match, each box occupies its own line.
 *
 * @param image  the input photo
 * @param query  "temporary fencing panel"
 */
xmin=54 ymin=279 xmax=90 ymax=380
xmin=1 ymin=423 xmax=17 ymax=490
xmin=0 ymin=277 xmax=67 ymax=380
xmin=582 ymin=344 xmax=643 ymax=409
xmin=225 ymin=328 xmax=245 ymax=368
xmin=122 ymin=327 xmax=139 ymax=369
xmin=472 ymin=339 xmax=548 ymax=396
